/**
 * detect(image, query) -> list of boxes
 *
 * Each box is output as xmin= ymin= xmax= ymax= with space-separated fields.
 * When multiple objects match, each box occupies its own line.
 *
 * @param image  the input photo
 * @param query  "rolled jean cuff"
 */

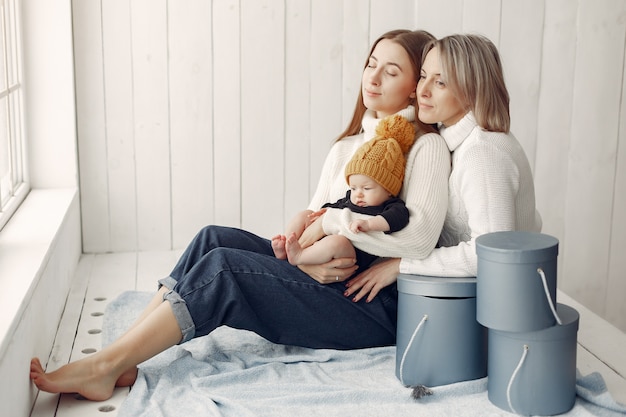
xmin=161 ymin=284 xmax=196 ymax=344
xmin=158 ymin=276 xmax=178 ymax=291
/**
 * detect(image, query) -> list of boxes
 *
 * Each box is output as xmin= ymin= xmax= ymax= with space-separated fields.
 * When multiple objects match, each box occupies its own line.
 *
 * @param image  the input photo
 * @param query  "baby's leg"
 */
xmin=285 ymin=233 xmax=355 ymax=266
xmin=273 ymin=210 xmax=312 ymax=259
xmin=284 ymin=210 xmax=311 ymax=238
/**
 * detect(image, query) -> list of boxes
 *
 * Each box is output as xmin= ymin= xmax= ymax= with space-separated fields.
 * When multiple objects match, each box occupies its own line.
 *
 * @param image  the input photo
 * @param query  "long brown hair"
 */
xmin=336 ymin=29 xmax=437 ymax=141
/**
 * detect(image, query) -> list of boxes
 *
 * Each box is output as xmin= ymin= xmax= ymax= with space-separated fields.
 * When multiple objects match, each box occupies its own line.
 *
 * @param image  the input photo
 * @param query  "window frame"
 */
xmin=0 ymin=0 xmax=28 ymax=231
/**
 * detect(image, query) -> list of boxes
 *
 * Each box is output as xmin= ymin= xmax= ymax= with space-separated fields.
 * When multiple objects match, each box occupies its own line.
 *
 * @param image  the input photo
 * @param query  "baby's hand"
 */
xmin=349 ymin=219 xmax=369 ymax=233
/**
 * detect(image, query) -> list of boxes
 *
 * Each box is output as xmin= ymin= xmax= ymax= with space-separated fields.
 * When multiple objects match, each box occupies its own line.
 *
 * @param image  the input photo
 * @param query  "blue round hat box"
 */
xmin=396 ymin=274 xmax=487 ymax=387
xmin=476 ymin=231 xmax=560 ymax=332
xmin=487 ymin=303 xmax=579 ymax=416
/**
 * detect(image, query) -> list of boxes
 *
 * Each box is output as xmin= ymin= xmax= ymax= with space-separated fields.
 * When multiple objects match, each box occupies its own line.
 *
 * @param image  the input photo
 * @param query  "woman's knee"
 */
xmin=197 ymin=224 xmax=220 ymax=239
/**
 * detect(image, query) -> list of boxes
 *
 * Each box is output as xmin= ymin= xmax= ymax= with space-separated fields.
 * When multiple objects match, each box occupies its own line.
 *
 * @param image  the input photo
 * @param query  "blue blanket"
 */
xmin=103 ymin=291 xmax=626 ymax=417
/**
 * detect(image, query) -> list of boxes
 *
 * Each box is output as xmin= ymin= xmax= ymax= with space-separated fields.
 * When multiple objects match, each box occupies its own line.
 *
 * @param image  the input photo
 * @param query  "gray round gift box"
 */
xmin=395 ymin=274 xmax=487 ymax=387
xmin=487 ymin=303 xmax=579 ymax=416
xmin=476 ymin=231 xmax=560 ymax=332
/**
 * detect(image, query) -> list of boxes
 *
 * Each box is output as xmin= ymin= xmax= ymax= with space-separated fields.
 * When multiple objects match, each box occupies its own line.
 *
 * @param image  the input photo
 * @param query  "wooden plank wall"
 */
xmin=71 ymin=0 xmax=626 ymax=332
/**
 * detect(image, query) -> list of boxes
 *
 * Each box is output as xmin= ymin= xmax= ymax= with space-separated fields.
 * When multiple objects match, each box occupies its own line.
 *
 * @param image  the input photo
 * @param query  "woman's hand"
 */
xmin=307 ymin=208 xmax=327 ymax=224
xmin=298 ymin=257 xmax=358 ymax=285
xmin=344 ymin=258 xmax=401 ymax=303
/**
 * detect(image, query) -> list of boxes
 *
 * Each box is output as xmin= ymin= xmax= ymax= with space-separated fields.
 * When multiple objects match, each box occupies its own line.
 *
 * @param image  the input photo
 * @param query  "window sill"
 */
xmin=0 ymin=188 xmax=81 ymax=357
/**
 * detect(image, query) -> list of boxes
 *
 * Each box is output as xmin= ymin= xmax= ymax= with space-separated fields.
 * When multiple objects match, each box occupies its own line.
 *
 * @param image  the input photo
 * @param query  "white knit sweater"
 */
xmin=399 ymin=112 xmax=542 ymax=277
xmin=309 ymin=106 xmax=450 ymax=259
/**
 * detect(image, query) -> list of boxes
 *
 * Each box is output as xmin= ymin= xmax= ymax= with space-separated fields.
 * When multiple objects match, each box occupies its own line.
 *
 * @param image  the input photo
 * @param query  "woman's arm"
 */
xmin=296 ymin=141 xmax=361 ymax=283
xmin=321 ymin=133 xmax=450 ymax=259
xmin=400 ymin=136 xmax=522 ymax=277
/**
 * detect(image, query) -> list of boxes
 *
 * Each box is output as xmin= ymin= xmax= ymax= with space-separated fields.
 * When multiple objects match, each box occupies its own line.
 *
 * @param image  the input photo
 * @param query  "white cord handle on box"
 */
xmin=504 ymin=269 xmax=558 ymax=414
xmin=507 ymin=344 xmax=529 ymax=415
xmin=537 ymin=267 xmax=562 ymax=325
xmin=399 ymin=314 xmax=428 ymax=385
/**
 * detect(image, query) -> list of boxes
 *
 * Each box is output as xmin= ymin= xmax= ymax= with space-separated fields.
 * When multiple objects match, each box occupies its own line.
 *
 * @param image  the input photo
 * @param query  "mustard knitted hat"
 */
xmin=345 ymin=114 xmax=416 ymax=196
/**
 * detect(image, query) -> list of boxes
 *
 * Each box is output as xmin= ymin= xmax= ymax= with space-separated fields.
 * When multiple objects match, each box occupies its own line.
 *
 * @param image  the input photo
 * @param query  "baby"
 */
xmin=272 ymin=114 xmax=415 ymax=272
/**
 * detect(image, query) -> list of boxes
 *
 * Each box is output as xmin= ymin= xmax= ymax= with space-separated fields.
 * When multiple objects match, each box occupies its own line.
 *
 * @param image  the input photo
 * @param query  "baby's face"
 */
xmin=348 ymin=174 xmax=392 ymax=207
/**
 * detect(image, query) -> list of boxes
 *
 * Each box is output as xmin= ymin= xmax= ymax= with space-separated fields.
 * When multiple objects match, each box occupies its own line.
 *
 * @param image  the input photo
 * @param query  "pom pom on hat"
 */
xmin=345 ymin=115 xmax=416 ymax=196
xmin=374 ymin=114 xmax=416 ymax=154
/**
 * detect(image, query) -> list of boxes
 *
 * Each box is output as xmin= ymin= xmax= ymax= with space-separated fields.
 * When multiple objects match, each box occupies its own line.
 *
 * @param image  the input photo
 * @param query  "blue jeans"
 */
xmin=159 ymin=225 xmax=398 ymax=349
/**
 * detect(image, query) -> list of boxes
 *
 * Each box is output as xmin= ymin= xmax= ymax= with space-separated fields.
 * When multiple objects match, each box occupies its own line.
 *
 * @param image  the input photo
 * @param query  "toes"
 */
xmin=30 ymin=358 xmax=44 ymax=374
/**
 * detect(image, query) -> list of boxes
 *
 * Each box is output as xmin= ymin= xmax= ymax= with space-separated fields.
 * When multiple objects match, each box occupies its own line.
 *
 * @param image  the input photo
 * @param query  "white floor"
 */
xmin=30 ymin=251 xmax=626 ymax=417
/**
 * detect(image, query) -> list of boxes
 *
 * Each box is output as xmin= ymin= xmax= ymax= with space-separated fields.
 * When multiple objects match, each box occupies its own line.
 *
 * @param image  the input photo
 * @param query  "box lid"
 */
xmin=491 ymin=303 xmax=579 ymax=341
xmin=476 ymin=231 xmax=559 ymax=263
xmin=397 ymin=274 xmax=477 ymax=297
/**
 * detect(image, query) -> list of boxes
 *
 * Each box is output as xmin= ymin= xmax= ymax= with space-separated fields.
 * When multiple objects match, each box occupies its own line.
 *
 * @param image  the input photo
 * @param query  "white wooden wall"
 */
xmin=72 ymin=0 xmax=626 ymax=332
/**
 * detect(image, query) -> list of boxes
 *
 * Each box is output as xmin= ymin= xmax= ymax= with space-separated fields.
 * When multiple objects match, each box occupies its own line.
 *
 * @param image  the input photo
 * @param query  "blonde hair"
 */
xmin=426 ymin=34 xmax=510 ymax=133
xmin=336 ymin=29 xmax=437 ymax=141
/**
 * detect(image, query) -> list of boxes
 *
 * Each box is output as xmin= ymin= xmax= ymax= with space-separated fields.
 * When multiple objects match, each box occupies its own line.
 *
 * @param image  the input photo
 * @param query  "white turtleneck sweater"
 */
xmin=308 ymin=106 xmax=450 ymax=260
xmin=399 ymin=112 xmax=543 ymax=277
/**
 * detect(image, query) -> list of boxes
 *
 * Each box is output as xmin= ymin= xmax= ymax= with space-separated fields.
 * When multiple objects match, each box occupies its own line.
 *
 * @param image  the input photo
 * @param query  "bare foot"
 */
xmin=271 ymin=234 xmax=287 ymax=260
xmin=285 ymin=232 xmax=305 ymax=265
xmin=115 ymin=367 xmax=138 ymax=387
xmin=30 ymin=357 xmax=119 ymax=401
